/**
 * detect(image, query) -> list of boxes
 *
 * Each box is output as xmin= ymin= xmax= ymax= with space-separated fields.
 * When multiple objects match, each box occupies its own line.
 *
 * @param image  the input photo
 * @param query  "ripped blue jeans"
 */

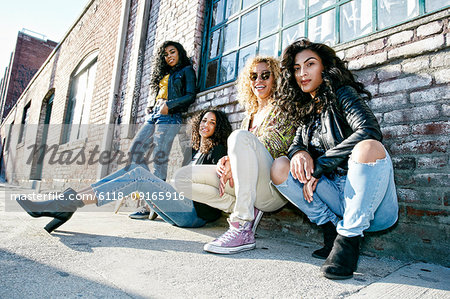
xmin=273 ymin=150 xmax=398 ymax=237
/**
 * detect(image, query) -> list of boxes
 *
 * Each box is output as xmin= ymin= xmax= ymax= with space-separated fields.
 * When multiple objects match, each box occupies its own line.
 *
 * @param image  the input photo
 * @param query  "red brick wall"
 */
xmin=1 ymin=32 xmax=57 ymax=119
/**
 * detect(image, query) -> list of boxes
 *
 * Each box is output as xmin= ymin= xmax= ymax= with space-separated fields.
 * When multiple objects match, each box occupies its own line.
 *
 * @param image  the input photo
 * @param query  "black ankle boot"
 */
xmin=312 ymin=221 xmax=337 ymax=259
xmin=321 ymin=234 xmax=361 ymax=280
xmin=16 ymin=188 xmax=84 ymax=233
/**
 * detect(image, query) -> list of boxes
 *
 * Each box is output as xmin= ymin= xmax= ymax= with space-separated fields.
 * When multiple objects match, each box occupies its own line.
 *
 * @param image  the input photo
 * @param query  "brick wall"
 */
xmin=109 ymin=0 xmax=209 ymax=175
xmin=0 ymin=32 xmax=57 ymax=120
xmin=0 ymin=0 xmax=122 ymax=190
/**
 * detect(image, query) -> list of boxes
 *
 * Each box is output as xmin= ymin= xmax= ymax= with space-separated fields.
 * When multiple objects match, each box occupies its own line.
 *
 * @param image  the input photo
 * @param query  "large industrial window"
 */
xmin=201 ymin=0 xmax=449 ymax=90
xmin=63 ymin=52 xmax=98 ymax=143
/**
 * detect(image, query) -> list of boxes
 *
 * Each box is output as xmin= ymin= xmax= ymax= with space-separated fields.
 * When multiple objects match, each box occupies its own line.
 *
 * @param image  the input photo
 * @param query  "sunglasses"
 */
xmin=249 ymin=71 xmax=271 ymax=81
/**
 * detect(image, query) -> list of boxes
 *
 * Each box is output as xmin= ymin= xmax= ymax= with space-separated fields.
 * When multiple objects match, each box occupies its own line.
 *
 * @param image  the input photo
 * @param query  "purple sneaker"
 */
xmin=203 ymin=220 xmax=255 ymax=254
xmin=251 ymin=207 xmax=263 ymax=233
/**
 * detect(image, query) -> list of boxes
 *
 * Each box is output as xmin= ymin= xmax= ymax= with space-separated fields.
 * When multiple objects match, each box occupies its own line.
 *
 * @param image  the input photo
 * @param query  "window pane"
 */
xmin=212 ymin=0 xmax=225 ymax=27
xmin=283 ymin=0 xmax=305 ymax=26
xmin=226 ymin=0 xmax=241 ymax=18
xmin=282 ymin=22 xmax=304 ymax=52
xmin=223 ymin=19 xmax=239 ymax=53
xmin=309 ymin=0 xmax=335 ymax=14
xmin=205 ymin=60 xmax=219 ymax=88
xmin=238 ymin=43 xmax=257 ymax=73
xmin=378 ymin=0 xmax=419 ymax=29
xmin=260 ymin=0 xmax=280 ymax=37
xmin=80 ymin=63 xmax=97 ymax=126
xmin=240 ymin=8 xmax=258 ymax=46
xmin=308 ymin=9 xmax=335 ymax=44
xmin=209 ymin=29 xmax=222 ymax=59
xmin=426 ymin=0 xmax=450 ymax=12
xmin=340 ymin=0 xmax=372 ymax=42
xmin=19 ymin=104 xmax=30 ymax=143
xmin=219 ymin=52 xmax=237 ymax=83
xmin=243 ymin=0 xmax=258 ymax=10
xmin=259 ymin=34 xmax=279 ymax=57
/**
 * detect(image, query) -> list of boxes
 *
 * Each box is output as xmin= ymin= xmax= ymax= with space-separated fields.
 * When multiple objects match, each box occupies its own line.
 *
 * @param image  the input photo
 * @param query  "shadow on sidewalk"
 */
xmin=0 ymin=248 xmax=144 ymax=298
xmin=52 ymin=230 xmax=210 ymax=255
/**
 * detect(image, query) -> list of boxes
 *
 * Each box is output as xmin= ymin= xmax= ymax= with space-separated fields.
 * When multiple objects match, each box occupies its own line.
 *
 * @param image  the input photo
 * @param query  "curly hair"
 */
xmin=150 ymin=41 xmax=192 ymax=93
xmin=237 ymin=56 xmax=281 ymax=115
xmin=277 ymin=38 xmax=372 ymax=124
xmin=191 ymin=109 xmax=232 ymax=154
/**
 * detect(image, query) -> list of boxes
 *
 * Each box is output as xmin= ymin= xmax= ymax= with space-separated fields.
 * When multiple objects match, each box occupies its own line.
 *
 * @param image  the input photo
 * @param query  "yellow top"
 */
xmin=156 ymin=74 xmax=170 ymax=100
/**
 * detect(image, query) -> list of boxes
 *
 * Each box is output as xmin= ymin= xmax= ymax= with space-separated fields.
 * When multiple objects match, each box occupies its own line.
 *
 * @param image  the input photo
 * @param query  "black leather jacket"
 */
xmin=166 ymin=65 xmax=196 ymax=114
xmin=288 ymin=85 xmax=382 ymax=178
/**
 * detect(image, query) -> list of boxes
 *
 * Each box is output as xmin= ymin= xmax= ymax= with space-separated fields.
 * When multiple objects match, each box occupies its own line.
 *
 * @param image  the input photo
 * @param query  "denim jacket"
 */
xmin=288 ymin=85 xmax=382 ymax=178
xmin=166 ymin=65 xmax=197 ymax=114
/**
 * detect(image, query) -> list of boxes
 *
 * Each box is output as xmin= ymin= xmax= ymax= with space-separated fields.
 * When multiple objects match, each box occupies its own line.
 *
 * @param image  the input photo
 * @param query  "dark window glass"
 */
xmin=205 ymin=60 xmax=219 ymax=88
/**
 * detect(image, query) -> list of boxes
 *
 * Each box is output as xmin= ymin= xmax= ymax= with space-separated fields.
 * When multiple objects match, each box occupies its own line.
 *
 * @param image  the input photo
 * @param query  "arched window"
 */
xmin=63 ymin=51 xmax=98 ymax=143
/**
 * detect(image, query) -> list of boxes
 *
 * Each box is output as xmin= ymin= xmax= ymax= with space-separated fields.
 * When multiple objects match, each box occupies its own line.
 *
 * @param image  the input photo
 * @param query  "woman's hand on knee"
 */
xmin=303 ymin=177 xmax=318 ymax=203
xmin=219 ymin=172 xmax=234 ymax=197
xmin=216 ymin=156 xmax=232 ymax=177
xmin=290 ymin=151 xmax=314 ymax=183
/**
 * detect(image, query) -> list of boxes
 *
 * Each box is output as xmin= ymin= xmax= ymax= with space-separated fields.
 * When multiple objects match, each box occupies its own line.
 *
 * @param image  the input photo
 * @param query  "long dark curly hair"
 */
xmin=150 ymin=41 xmax=191 ymax=92
xmin=191 ymin=109 xmax=232 ymax=154
xmin=276 ymin=38 xmax=371 ymax=124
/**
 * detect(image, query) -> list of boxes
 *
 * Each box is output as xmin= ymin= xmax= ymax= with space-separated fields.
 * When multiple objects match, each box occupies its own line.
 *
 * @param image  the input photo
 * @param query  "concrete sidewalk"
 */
xmin=1 ymin=183 xmax=449 ymax=298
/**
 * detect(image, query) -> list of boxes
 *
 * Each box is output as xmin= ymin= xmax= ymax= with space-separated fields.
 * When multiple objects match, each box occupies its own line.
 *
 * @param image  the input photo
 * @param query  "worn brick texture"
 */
xmin=0 ymin=32 xmax=57 ymax=120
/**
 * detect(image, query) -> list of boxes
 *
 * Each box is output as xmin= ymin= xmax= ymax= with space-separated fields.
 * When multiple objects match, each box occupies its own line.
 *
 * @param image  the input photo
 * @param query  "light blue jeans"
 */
xmin=274 ymin=150 xmax=398 ymax=237
xmin=128 ymin=111 xmax=182 ymax=181
xmin=91 ymin=163 xmax=206 ymax=227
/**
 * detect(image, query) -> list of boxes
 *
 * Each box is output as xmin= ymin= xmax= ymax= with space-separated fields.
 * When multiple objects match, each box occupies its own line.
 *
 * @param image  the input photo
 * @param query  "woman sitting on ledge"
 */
xmin=271 ymin=38 xmax=399 ymax=280
xmin=16 ymin=109 xmax=232 ymax=232
xmin=174 ymin=56 xmax=298 ymax=254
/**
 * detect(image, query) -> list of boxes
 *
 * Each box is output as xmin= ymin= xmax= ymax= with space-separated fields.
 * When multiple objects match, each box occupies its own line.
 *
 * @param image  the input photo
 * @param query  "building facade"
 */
xmin=0 ymin=0 xmax=449 ymax=265
xmin=0 ymin=30 xmax=57 ymax=121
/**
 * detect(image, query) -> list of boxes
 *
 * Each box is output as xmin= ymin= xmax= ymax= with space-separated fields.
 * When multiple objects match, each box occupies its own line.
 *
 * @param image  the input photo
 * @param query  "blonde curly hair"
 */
xmin=237 ymin=56 xmax=281 ymax=115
